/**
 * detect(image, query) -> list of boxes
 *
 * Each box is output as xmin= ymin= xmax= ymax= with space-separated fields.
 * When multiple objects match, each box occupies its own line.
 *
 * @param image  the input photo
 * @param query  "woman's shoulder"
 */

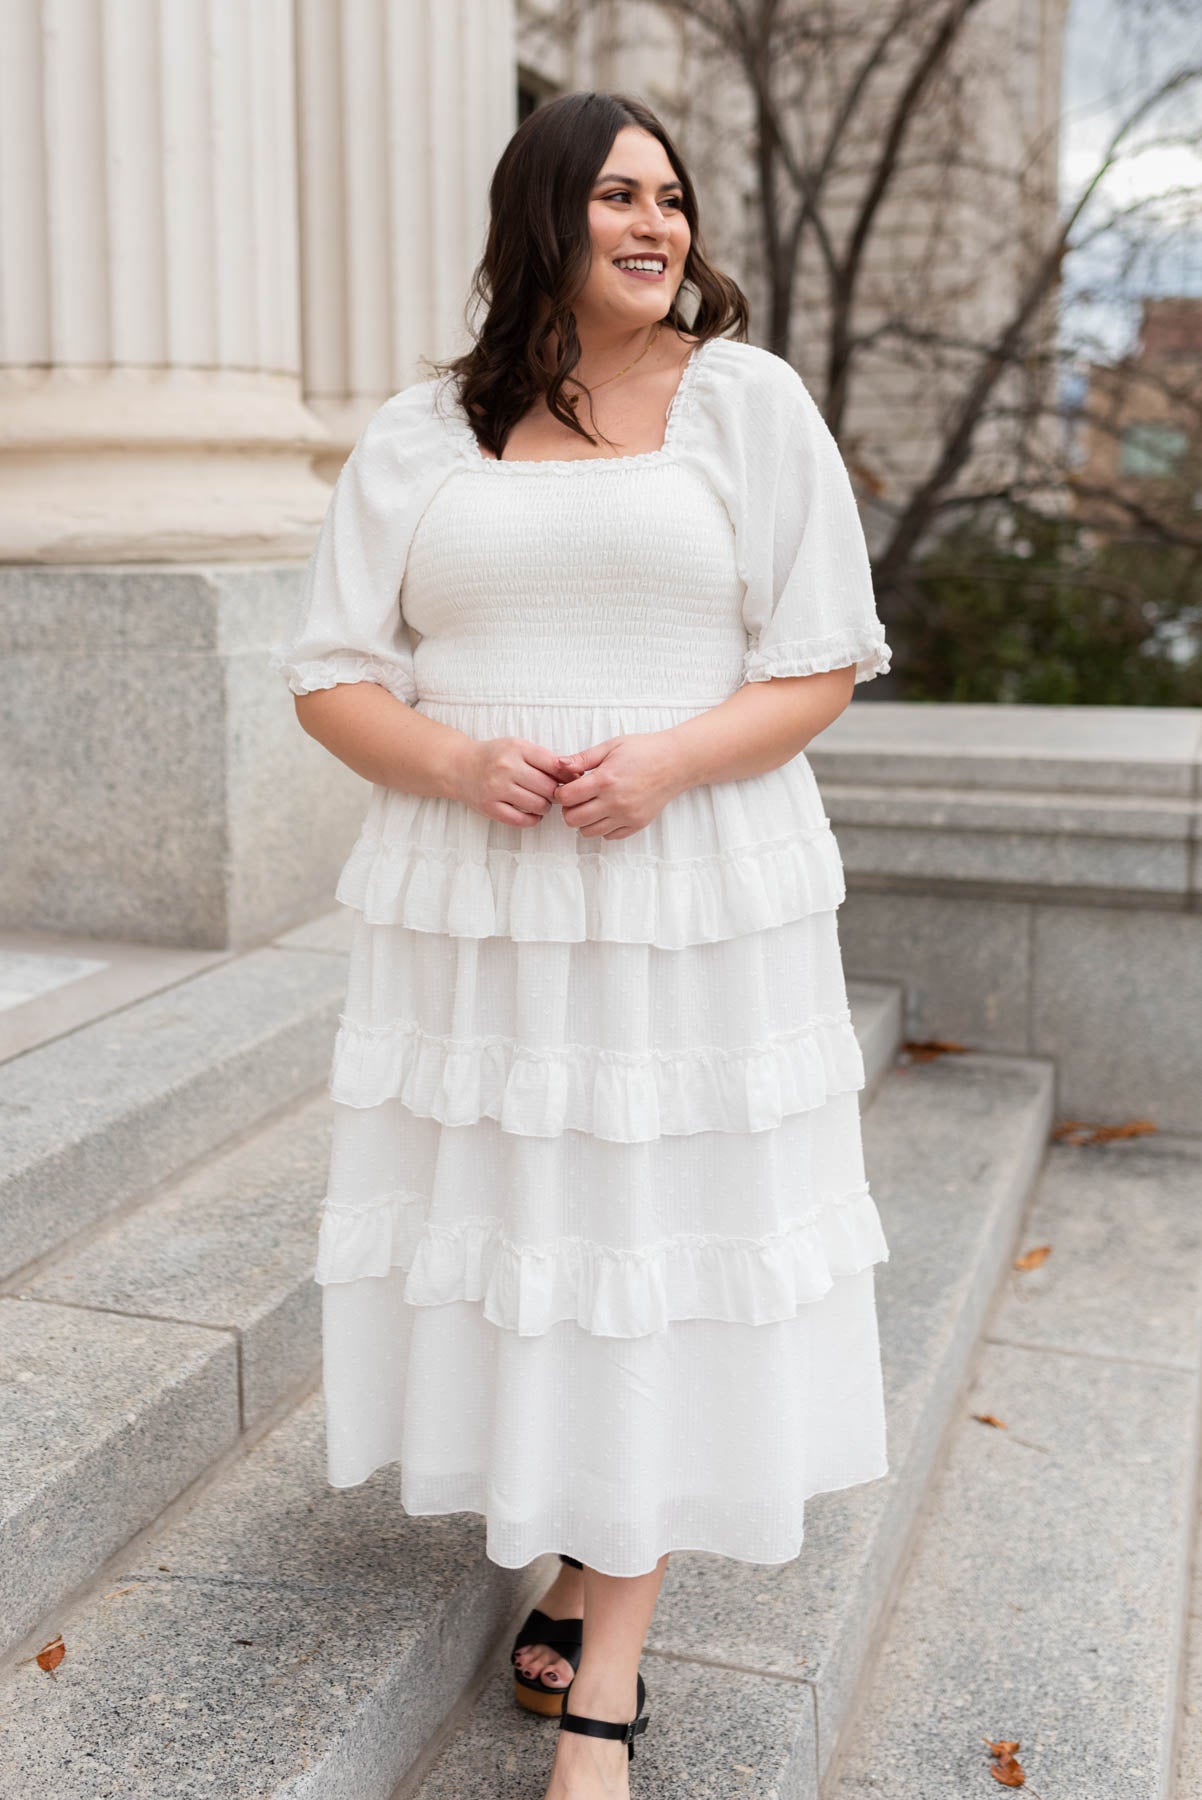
xmin=351 ymin=373 xmax=466 ymax=465
xmin=691 ymin=335 xmax=815 ymax=440
xmin=698 ymin=335 xmax=808 ymax=393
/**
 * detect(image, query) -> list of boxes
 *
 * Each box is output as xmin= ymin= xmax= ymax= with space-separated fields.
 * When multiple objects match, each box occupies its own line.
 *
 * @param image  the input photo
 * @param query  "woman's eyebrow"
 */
xmin=593 ymin=173 xmax=684 ymax=191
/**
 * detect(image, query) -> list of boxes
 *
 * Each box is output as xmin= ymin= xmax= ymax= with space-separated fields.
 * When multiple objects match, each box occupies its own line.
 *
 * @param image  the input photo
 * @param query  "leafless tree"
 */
xmin=529 ymin=0 xmax=1202 ymax=624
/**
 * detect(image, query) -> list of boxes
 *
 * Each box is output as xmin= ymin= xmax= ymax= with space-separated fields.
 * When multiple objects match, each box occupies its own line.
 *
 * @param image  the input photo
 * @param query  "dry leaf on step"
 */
xmin=1052 ymin=1117 xmax=1157 ymax=1145
xmin=983 ymin=1736 xmax=1026 ymax=1786
xmin=901 ymin=1038 xmax=968 ymax=1062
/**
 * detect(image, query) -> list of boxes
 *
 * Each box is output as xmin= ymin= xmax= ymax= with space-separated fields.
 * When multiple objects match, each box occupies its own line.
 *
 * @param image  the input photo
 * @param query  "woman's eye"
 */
xmin=604 ymin=191 xmax=682 ymax=208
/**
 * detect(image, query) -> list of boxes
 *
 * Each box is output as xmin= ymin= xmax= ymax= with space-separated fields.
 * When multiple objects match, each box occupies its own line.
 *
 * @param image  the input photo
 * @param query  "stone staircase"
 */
xmin=1 ymin=911 xmax=1196 ymax=1798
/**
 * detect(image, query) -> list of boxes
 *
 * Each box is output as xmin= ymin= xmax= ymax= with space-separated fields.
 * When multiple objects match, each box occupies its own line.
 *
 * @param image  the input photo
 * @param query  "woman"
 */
xmin=271 ymin=89 xmax=891 ymax=1800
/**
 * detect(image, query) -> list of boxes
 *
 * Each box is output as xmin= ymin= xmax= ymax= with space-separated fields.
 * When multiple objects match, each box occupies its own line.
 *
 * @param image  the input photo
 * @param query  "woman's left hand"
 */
xmin=552 ymin=731 xmax=689 ymax=838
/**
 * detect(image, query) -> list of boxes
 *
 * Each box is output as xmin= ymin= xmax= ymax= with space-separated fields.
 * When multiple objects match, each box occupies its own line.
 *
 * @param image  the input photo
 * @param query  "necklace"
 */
xmin=563 ymin=322 xmax=661 ymax=411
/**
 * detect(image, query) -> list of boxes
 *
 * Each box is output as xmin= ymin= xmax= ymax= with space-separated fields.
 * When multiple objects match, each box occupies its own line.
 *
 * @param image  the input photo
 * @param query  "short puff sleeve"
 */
xmin=269 ymin=377 xmax=453 ymax=704
xmin=735 ymin=355 xmax=891 ymax=687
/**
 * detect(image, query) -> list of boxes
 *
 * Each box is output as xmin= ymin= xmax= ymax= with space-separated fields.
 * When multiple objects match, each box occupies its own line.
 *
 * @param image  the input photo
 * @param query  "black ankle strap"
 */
xmin=559 ymin=1675 xmax=648 ymax=1763
xmin=559 ymin=1710 xmax=648 ymax=1760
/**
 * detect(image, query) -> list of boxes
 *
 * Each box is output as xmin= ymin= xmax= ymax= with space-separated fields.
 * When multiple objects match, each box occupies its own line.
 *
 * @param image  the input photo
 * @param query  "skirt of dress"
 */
xmin=321 ymin=1270 xmax=887 ymax=1575
xmin=312 ymin=695 xmax=891 ymax=1577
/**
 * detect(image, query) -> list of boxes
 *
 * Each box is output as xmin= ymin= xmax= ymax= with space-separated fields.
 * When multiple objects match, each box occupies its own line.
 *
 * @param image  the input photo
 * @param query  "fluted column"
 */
xmin=0 ymin=0 xmax=332 ymax=562
xmin=296 ymin=0 xmax=516 ymax=471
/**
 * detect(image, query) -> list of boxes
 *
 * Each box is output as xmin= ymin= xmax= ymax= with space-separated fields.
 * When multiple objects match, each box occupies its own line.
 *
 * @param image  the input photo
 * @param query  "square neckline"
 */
xmin=457 ymin=335 xmax=713 ymax=475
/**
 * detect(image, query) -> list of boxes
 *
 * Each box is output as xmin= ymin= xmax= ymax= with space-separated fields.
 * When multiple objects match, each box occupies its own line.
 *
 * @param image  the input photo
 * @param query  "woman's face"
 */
xmin=578 ymin=126 xmax=692 ymax=331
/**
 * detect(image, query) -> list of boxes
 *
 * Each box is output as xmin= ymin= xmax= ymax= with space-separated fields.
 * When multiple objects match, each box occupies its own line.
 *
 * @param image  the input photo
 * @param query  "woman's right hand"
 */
xmin=449 ymin=736 xmax=571 ymax=827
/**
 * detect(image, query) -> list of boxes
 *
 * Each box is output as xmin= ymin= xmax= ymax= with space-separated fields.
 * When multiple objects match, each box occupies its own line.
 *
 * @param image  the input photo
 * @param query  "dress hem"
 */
xmin=319 ymin=1456 xmax=893 ymax=1579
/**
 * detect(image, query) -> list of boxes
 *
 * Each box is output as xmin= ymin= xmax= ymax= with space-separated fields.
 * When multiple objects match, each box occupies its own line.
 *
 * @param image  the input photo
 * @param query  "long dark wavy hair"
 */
xmin=423 ymin=90 xmax=749 ymax=458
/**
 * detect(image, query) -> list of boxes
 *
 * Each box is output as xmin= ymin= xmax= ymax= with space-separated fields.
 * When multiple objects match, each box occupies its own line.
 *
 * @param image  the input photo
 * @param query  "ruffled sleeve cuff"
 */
xmin=741 ymin=625 xmax=892 ymax=687
xmin=269 ymin=646 xmax=418 ymax=705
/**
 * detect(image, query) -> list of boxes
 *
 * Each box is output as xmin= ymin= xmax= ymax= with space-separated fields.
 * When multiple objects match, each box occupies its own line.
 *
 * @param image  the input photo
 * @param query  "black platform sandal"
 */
xmin=511 ymin=1554 xmax=585 ymax=1716
xmin=558 ymin=1670 xmax=650 ymax=1763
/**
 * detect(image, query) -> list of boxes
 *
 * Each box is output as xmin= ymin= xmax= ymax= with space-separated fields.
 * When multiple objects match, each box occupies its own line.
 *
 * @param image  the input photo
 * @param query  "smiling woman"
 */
xmin=437 ymin=97 xmax=748 ymax=464
xmin=271 ymin=88 xmax=891 ymax=1800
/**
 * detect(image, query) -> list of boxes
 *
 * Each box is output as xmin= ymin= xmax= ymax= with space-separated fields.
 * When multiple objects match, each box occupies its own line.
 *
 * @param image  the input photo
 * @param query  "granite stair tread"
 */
xmin=0 ymin=945 xmax=348 ymax=1282
xmin=831 ymin=1132 xmax=1202 ymax=1800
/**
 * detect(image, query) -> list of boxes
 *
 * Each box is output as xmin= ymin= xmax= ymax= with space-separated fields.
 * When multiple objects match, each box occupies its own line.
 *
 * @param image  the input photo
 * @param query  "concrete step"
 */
xmin=0 ymin=976 xmax=907 ymax=1790
xmin=0 ymin=1089 xmax=332 ymax=1652
xmin=0 ymin=1389 xmax=544 ymax=1800
xmin=402 ymin=1050 xmax=1056 ymax=1799
xmin=0 ymin=943 xmax=348 ymax=1283
xmin=832 ymin=1131 xmax=1202 ymax=1800
xmin=845 ymin=977 xmax=903 ymax=1102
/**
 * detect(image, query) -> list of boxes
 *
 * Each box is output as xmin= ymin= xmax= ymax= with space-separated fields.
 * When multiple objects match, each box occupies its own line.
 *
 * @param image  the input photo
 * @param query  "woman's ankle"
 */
xmin=565 ymin=1663 xmax=640 ymax=1720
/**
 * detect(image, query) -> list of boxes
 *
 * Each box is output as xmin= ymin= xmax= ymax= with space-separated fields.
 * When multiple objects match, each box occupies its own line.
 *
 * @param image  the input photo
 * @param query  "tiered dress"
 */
xmin=270 ymin=334 xmax=893 ymax=1577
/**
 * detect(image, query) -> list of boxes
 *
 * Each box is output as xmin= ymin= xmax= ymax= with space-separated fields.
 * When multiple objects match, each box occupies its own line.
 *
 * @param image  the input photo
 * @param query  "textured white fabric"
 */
xmin=270 ymin=335 xmax=893 ymax=1574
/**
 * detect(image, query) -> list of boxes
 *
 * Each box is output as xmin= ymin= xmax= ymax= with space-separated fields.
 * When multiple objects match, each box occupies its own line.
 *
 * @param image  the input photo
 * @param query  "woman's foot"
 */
xmin=543 ymin=1673 xmax=642 ymax=1800
xmin=513 ymin=1559 xmax=585 ymax=1694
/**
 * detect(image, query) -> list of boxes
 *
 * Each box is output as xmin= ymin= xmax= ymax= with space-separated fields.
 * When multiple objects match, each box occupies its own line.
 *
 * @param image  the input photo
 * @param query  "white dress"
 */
xmin=270 ymin=334 xmax=893 ymax=1577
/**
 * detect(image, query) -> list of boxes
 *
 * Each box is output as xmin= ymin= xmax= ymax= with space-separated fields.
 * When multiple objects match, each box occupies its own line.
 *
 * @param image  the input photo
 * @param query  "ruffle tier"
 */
xmin=317 ymin=1089 xmax=875 ymax=1277
xmin=329 ymin=1005 xmax=864 ymax=1139
xmin=334 ymin=695 xmax=844 ymax=948
xmin=316 ymin=1178 xmax=887 ymax=1337
xmin=336 ymin=821 xmax=844 ymax=947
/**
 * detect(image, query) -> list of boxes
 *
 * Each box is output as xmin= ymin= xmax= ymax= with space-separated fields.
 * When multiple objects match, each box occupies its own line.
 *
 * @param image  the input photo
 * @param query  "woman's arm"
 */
xmin=552 ymin=664 xmax=857 ymax=838
xmin=293 ymin=684 xmax=471 ymax=800
xmin=660 ymin=664 xmax=856 ymax=792
xmin=294 ymin=685 xmax=569 ymax=827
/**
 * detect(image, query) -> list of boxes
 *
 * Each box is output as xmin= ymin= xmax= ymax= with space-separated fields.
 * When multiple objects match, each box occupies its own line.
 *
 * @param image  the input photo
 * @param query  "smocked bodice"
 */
xmin=401 ymin=458 xmax=747 ymax=707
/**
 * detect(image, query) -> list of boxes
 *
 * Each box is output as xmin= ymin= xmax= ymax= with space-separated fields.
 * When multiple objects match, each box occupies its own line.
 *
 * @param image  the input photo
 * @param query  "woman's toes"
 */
xmin=515 ymin=1643 xmax=574 ymax=1688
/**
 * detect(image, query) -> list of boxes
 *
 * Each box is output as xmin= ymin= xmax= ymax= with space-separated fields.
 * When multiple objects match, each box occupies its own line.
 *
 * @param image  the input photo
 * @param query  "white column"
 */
xmin=295 ymin=0 xmax=517 ymax=469
xmin=0 ymin=0 xmax=332 ymax=563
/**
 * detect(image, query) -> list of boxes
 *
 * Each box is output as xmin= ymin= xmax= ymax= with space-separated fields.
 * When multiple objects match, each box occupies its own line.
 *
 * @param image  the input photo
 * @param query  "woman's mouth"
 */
xmin=613 ymin=258 xmax=666 ymax=282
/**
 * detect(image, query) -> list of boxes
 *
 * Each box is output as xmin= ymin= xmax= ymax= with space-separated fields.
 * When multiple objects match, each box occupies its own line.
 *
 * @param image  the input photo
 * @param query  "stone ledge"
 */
xmin=810 ymin=699 xmax=1202 ymax=797
xmin=809 ymin=702 xmax=1202 ymax=908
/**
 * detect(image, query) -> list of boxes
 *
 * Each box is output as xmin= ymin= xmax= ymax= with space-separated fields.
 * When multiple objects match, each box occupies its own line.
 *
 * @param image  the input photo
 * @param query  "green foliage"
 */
xmin=881 ymin=513 xmax=1202 ymax=705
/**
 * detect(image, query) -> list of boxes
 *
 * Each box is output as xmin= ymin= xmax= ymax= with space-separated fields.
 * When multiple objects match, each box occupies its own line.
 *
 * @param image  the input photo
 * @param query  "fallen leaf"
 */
xmin=1013 ymin=1245 xmax=1052 ymax=1271
xmin=973 ymin=1416 xmax=1049 ymax=1453
xmin=901 ymin=1038 xmax=969 ymax=1062
xmin=1052 ymin=1117 xmax=1157 ymax=1145
xmin=35 ymin=1634 xmax=65 ymax=1673
xmin=983 ymin=1736 xmax=1026 ymax=1787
